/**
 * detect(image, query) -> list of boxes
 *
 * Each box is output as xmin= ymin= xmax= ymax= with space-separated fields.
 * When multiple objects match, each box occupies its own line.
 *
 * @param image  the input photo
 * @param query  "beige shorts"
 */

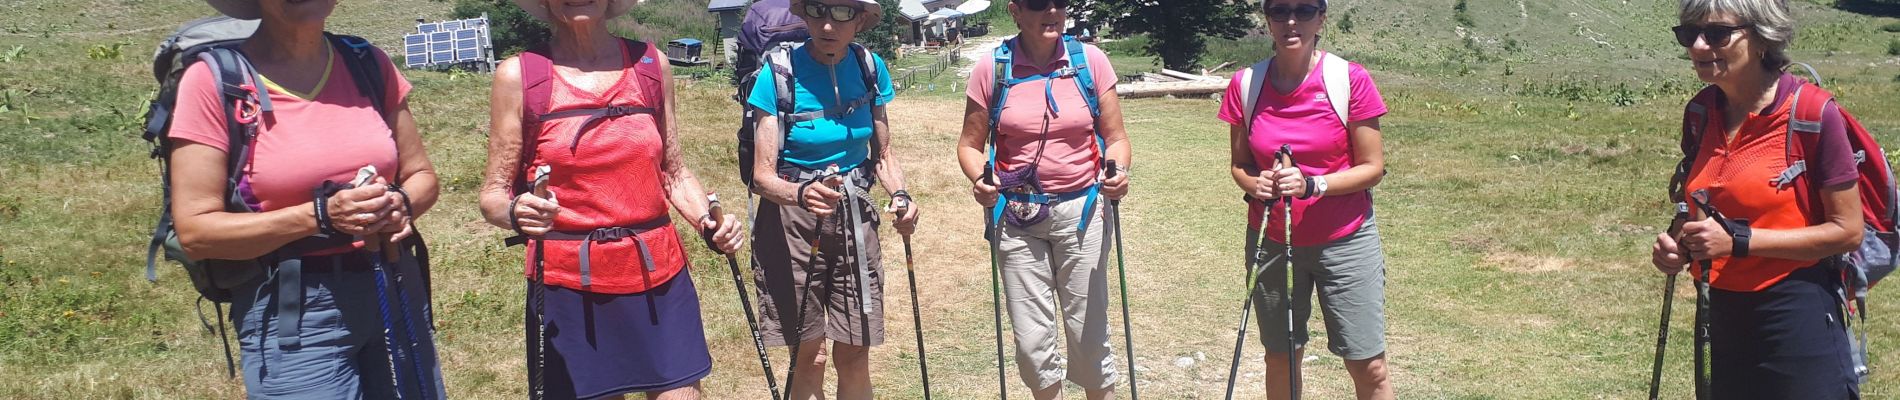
xmin=996 ymin=196 xmax=1119 ymax=390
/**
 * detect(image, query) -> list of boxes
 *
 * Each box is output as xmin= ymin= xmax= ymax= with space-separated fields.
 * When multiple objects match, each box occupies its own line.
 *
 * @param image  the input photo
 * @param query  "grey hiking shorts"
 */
xmin=1251 ymin=213 xmax=1388 ymax=361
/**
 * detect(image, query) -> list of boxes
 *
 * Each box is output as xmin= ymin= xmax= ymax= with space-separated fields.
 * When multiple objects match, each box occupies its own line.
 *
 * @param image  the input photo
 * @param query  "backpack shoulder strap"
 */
xmin=514 ymin=47 xmax=554 ymax=194
xmin=1064 ymin=36 xmax=1100 ymax=119
xmin=1238 ymin=57 xmax=1273 ymax=132
xmin=852 ymin=42 xmax=879 ymax=95
xmin=1319 ymin=50 xmax=1350 ymax=127
xmin=326 ymin=33 xmax=387 ymax=116
xmin=986 ymin=39 xmax=1016 ymax=167
xmin=1789 ymin=81 xmax=1832 ymax=136
xmin=1671 ymin=86 xmax=1723 ymax=200
xmin=623 ymin=38 xmax=664 ymax=106
xmin=767 ymin=43 xmax=798 ymax=117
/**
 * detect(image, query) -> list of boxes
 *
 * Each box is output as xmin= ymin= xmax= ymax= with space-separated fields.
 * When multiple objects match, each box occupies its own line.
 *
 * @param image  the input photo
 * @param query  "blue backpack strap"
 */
xmin=1065 ymin=35 xmax=1099 ymax=119
xmin=985 ymin=40 xmax=1016 ymax=227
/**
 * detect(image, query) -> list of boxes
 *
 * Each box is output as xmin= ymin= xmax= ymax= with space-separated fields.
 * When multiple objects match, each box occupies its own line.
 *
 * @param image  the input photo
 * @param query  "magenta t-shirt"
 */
xmin=1216 ymin=55 xmax=1387 ymax=244
xmin=966 ymin=39 xmax=1119 ymax=193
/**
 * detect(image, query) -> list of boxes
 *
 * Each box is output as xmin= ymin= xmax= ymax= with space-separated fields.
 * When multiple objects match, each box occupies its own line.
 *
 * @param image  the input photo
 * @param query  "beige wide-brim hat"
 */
xmin=203 ymin=0 xmax=263 ymax=20
xmin=513 ymin=0 xmax=641 ymax=23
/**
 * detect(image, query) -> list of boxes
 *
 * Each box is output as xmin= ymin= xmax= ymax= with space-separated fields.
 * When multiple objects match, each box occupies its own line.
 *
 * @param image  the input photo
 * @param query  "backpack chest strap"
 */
xmin=784 ymin=90 xmax=876 ymax=123
xmin=536 ymin=104 xmax=660 ymax=152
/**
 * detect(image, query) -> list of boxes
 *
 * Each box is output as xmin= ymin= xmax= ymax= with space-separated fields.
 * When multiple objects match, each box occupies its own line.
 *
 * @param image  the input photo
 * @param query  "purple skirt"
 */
xmin=525 ymin=270 xmax=712 ymax=399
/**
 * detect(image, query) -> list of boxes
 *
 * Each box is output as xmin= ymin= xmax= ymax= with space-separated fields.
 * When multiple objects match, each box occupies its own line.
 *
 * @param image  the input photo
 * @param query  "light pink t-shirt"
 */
xmin=966 ymin=39 xmax=1119 ymax=193
xmin=1216 ymin=55 xmax=1386 ymax=244
xmin=170 ymin=45 xmax=411 ymax=217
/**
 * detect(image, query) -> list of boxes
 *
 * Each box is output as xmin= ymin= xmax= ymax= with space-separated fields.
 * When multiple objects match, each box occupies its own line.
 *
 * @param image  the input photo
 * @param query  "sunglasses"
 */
xmin=1671 ymin=24 xmax=1751 ymax=48
xmin=801 ymin=2 xmax=865 ymax=22
xmin=1015 ymin=0 xmax=1070 ymax=12
xmin=1265 ymin=4 xmax=1324 ymax=22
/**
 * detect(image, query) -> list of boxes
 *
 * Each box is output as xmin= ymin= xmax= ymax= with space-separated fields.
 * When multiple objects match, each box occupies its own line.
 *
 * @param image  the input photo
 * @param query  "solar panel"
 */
xmin=407 ymin=17 xmax=494 ymax=68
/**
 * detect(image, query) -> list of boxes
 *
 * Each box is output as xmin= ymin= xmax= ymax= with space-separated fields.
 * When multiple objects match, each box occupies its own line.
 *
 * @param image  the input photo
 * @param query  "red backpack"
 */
xmin=511 ymin=38 xmax=666 ymax=195
xmin=1673 ymin=64 xmax=1895 ymax=383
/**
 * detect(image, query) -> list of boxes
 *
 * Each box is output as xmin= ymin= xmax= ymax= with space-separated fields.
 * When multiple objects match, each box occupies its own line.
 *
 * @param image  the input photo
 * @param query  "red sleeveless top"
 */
xmin=522 ymin=43 xmax=685 ymax=294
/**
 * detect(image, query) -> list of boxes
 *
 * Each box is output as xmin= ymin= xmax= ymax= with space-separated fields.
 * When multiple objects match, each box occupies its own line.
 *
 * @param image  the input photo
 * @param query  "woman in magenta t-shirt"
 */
xmin=1216 ymin=0 xmax=1394 ymax=398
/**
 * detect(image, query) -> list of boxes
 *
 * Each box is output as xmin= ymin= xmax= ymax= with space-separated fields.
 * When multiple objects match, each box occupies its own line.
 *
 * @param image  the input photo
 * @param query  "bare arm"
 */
xmin=1320 ymin=118 xmax=1386 ymax=196
xmin=1229 ymin=123 xmax=1262 ymax=193
xmin=170 ymin=144 xmax=330 ymax=260
xmin=656 ymin=60 xmax=714 ymax=229
xmin=871 ymin=105 xmax=907 ymax=195
xmin=957 ymin=97 xmax=993 ymax=182
xmin=478 ymin=57 xmax=528 ymax=230
xmin=750 ymin=110 xmax=805 ymax=206
xmin=386 ymin=94 xmax=440 ymax=221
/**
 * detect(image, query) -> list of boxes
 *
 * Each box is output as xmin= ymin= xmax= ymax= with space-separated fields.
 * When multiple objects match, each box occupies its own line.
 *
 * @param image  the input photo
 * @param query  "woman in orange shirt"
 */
xmin=1650 ymin=0 xmax=1863 ymax=397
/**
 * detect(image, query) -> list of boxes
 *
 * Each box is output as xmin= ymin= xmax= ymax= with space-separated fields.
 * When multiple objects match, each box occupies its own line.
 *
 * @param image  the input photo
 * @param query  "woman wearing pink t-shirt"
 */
xmin=956 ymin=0 xmax=1132 ymax=397
xmin=168 ymin=0 xmax=442 ymax=398
xmin=1216 ymin=0 xmax=1393 ymax=398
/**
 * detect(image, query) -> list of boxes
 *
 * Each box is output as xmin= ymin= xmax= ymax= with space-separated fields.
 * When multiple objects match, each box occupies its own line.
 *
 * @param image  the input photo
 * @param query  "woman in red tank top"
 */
xmin=1650 ymin=1 xmax=1863 ymax=397
xmin=478 ymin=0 xmax=743 ymax=398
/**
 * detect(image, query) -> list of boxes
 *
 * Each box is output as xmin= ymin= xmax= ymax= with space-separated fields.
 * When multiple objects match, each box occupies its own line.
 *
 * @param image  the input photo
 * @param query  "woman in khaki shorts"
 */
xmin=743 ymin=0 xmax=919 ymax=398
xmin=955 ymin=0 xmax=1132 ymax=397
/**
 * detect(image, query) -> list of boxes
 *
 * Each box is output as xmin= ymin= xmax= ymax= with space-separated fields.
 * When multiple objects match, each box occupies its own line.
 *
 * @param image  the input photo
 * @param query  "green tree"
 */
xmin=451 ymin=0 xmax=551 ymax=58
xmin=1095 ymin=0 xmax=1253 ymax=70
xmin=860 ymin=0 xmax=906 ymax=59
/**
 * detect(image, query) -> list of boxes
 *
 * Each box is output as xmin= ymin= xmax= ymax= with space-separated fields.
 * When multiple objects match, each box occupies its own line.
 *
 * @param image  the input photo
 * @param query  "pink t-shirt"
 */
xmin=1216 ymin=55 xmax=1386 ymax=244
xmin=169 ymin=45 xmax=412 ymax=224
xmin=966 ymin=40 xmax=1119 ymax=193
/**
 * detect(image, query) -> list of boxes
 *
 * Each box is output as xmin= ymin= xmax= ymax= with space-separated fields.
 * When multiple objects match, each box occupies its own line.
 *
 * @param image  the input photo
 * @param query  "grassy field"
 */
xmin=3 ymin=0 xmax=1899 ymax=398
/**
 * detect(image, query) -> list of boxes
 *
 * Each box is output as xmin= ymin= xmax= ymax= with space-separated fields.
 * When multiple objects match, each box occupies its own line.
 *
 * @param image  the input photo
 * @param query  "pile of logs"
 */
xmin=1115 ymin=66 xmax=1230 ymax=99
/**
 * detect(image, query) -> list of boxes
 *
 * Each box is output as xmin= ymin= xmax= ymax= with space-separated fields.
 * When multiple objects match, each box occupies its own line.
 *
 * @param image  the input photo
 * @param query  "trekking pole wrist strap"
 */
xmin=892 ymin=190 xmax=913 ymax=204
xmin=1730 ymin=222 xmax=1752 ymax=258
xmin=313 ymin=185 xmax=343 ymax=236
xmin=508 ymin=194 xmax=528 ymax=237
xmin=797 ymin=180 xmax=819 ymax=213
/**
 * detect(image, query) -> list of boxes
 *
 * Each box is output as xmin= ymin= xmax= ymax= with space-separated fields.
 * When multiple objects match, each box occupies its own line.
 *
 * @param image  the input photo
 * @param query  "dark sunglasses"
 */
xmin=801 ymin=2 xmax=864 ymax=22
xmin=1671 ymin=24 xmax=1751 ymax=48
xmin=1266 ymin=4 xmax=1324 ymax=22
xmin=1015 ymin=0 xmax=1070 ymax=12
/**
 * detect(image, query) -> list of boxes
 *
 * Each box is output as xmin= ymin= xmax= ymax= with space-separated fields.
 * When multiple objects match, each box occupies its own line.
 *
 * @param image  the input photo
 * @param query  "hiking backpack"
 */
xmin=1671 ymin=63 xmax=1896 ymax=384
xmin=1237 ymin=50 xmax=1352 ymax=132
xmin=736 ymin=41 xmax=883 ymax=187
xmin=140 ymin=15 xmax=400 ymax=376
xmin=983 ymin=35 xmax=1105 ymax=234
xmin=509 ymin=38 xmax=666 ymax=196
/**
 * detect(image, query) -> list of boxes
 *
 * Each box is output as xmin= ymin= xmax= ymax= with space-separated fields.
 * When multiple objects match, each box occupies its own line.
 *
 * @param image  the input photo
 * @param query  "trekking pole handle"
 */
xmin=705 ymin=193 xmax=734 ymax=255
xmin=531 ymin=165 xmax=552 ymax=199
xmin=349 ymin=165 xmax=383 ymax=252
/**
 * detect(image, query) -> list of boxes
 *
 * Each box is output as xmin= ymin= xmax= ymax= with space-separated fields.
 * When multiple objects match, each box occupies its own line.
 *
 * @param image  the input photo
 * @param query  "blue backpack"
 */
xmin=984 ymin=35 xmax=1106 ymax=235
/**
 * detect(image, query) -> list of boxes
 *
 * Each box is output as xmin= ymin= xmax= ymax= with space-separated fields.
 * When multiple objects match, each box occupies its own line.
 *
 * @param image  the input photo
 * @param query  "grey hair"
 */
xmin=1678 ymin=0 xmax=1795 ymax=71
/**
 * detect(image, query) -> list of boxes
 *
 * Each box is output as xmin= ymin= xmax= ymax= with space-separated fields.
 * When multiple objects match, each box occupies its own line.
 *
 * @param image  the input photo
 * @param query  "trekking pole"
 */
xmin=1103 ymin=160 xmax=1138 ymax=399
xmin=709 ymin=194 xmax=783 ymax=400
xmin=1223 ymin=196 xmax=1268 ymax=400
xmin=1688 ymin=189 xmax=1733 ymax=400
xmin=888 ymin=195 xmax=933 ymax=400
xmin=1223 ymin=145 xmax=1295 ymax=400
xmin=527 ymin=165 xmax=551 ymax=400
xmin=353 ymin=166 xmax=408 ymax=400
xmin=1279 ymin=146 xmax=1299 ymax=400
xmin=982 ymin=167 xmax=1010 ymax=400
xmin=1648 ymin=203 xmax=1689 ymax=400
xmin=785 ymin=164 xmax=840 ymax=397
